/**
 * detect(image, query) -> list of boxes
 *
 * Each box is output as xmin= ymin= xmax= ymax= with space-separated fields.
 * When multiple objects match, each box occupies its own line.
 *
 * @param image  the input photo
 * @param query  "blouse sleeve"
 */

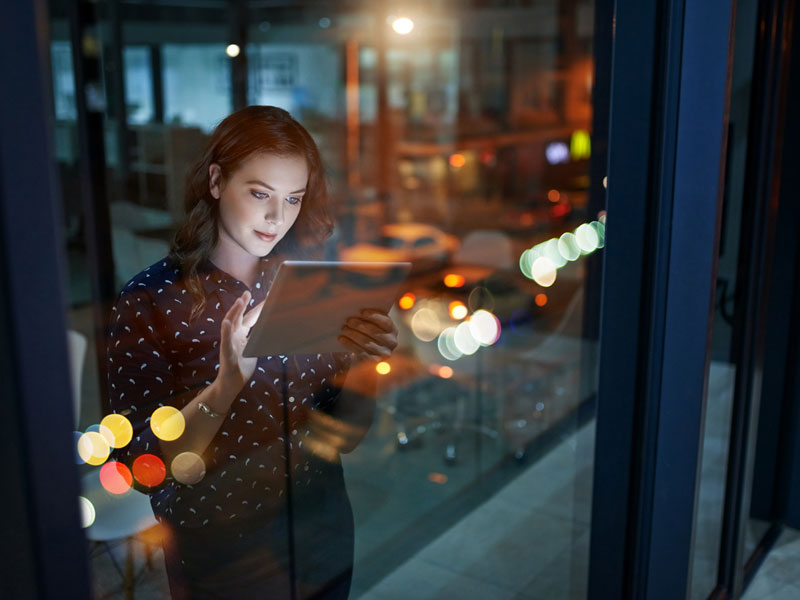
xmin=107 ymin=287 xmax=179 ymax=493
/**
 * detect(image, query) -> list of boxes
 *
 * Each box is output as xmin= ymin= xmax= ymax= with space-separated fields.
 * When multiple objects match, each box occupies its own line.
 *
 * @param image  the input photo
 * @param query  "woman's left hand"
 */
xmin=338 ymin=309 xmax=398 ymax=362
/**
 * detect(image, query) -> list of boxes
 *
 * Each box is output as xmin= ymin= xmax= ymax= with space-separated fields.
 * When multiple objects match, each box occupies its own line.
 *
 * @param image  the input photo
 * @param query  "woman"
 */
xmin=107 ymin=105 xmax=397 ymax=599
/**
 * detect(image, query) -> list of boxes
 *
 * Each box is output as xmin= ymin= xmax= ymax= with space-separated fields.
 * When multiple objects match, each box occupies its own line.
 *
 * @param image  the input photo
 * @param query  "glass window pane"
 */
xmin=47 ymin=2 xmax=603 ymax=598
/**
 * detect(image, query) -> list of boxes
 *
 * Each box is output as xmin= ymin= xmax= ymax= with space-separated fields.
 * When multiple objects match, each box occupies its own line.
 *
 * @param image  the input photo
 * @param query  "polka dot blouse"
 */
xmin=107 ymin=255 xmax=352 ymax=529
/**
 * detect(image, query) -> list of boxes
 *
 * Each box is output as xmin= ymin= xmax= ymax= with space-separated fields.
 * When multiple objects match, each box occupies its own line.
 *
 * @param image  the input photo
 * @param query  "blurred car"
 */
xmin=340 ymin=223 xmax=461 ymax=272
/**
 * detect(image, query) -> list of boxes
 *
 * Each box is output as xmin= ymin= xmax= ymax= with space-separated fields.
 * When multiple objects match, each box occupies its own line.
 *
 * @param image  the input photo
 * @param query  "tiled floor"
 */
xmin=742 ymin=528 xmax=800 ymax=600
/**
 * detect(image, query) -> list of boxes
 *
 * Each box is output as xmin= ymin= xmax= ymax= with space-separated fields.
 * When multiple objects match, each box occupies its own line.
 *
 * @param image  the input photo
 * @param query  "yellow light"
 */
xmin=399 ymin=293 xmax=416 ymax=310
xmin=150 ymin=406 xmax=185 ymax=442
xmin=171 ymin=452 xmax=207 ymax=485
xmin=449 ymin=153 xmax=466 ymax=168
xmin=100 ymin=414 xmax=133 ymax=449
xmin=376 ymin=361 xmax=391 ymax=375
xmin=391 ymin=17 xmax=414 ymax=35
xmin=570 ymin=129 xmax=591 ymax=160
xmin=226 ymin=44 xmax=241 ymax=58
xmin=535 ymin=293 xmax=548 ymax=307
xmin=444 ymin=273 xmax=465 ymax=288
xmin=77 ymin=431 xmax=111 ymax=466
xmin=449 ymin=301 xmax=467 ymax=320
xmin=438 ymin=366 xmax=453 ymax=379
xmin=603 ymin=176 xmax=608 ymax=188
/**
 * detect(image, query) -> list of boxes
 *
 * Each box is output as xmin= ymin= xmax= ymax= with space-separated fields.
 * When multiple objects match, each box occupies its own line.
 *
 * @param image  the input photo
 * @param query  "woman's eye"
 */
xmin=286 ymin=196 xmax=302 ymax=205
xmin=251 ymin=191 xmax=268 ymax=200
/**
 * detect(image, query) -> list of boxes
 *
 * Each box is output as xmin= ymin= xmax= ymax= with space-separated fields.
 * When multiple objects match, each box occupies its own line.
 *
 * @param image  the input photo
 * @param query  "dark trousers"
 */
xmin=161 ymin=503 xmax=354 ymax=600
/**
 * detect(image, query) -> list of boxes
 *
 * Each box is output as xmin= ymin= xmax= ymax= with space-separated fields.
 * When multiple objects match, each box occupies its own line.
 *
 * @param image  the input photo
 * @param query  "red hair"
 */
xmin=170 ymin=106 xmax=334 ymax=318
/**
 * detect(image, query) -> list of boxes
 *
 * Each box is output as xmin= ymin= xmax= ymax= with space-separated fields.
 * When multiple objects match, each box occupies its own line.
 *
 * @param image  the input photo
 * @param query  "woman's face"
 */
xmin=209 ymin=153 xmax=308 ymax=261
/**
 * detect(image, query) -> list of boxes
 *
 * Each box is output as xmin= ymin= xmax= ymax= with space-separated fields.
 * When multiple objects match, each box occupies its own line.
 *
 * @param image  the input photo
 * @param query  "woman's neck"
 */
xmin=209 ymin=240 xmax=262 ymax=289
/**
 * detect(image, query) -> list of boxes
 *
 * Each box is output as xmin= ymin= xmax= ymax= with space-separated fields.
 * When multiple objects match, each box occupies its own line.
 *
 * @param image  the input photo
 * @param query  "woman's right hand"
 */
xmin=218 ymin=290 xmax=264 ymax=391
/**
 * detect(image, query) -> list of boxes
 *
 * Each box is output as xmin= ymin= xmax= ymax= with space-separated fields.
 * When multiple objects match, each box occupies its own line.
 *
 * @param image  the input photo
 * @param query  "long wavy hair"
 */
xmin=170 ymin=105 xmax=334 ymax=319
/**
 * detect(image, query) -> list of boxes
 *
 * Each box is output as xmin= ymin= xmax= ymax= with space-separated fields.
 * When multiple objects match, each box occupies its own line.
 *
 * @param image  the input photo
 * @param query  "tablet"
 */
xmin=243 ymin=260 xmax=412 ymax=357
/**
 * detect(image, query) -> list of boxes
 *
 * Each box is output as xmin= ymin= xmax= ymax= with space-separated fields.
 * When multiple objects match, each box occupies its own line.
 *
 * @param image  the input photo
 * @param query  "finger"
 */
xmin=343 ymin=317 xmax=386 ymax=338
xmin=339 ymin=327 xmax=393 ymax=359
xmin=234 ymin=291 xmax=250 ymax=330
xmin=358 ymin=309 xmax=396 ymax=333
xmin=337 ymin=335 xmax=380 ymax=361
xmin=343 ymin=321 xmax=398 ymax=352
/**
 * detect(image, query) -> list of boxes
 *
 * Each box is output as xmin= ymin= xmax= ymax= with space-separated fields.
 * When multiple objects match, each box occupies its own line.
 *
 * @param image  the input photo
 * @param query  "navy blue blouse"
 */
xmin=107 ymin=255 xmax=352 ymax=530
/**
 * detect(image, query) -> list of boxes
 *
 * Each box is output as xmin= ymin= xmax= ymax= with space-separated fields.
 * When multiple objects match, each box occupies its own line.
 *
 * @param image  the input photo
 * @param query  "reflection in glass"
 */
xmin=50 ymin=1 xmax=600 ymax=597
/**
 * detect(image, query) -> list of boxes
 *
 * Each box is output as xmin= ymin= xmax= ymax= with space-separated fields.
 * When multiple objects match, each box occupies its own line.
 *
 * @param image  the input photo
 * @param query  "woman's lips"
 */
xmin=255 ymin=230 xmax=277 ymax=243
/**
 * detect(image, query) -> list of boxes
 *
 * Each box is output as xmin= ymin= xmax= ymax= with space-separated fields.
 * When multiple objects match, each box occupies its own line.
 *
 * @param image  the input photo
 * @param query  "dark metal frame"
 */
xmin=4 ymin=0 xmax=798 ymax=598
xmin=588 ymin=0 xmax=736 ymax=597
xmin=0 ymin=0 xmax=92 ymax=598
xmin=718 ymin=0 xmax=797 ymax=596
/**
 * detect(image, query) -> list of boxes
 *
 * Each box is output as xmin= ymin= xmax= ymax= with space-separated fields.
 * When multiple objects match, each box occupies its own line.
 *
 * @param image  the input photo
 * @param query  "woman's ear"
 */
xmin=208 ymin=163 xmax=222 ymax=199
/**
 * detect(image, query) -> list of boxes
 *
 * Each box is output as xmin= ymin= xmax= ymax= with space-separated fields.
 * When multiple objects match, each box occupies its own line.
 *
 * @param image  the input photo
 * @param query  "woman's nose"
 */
xmin=264 ymin=196 xmax=284 ymax=226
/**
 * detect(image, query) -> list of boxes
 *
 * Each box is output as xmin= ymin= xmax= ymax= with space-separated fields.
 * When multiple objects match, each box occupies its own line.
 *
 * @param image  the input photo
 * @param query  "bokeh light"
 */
xmin=411 ymin=307 xmax=441 ymax=342
xmin=438 ymin=366 xmax=454 ymax=379
xmin=376 ymin=361 xmax=391 ymax=375
xmin=99 ymin=461 xmax=133 ymax=495
xmin=78 ymin=496 xmax=96 ymax=528
xmin=449 ymin=153 xmax=466 ymax=168
xmin=132 ymin=454 xmax=166 ymax=488
xmin=468 ymin=286 xmax=495 ymax=312
xmin=575 ymin=223 xmax=600 ymax=253
xmin=543 ymin=238 xmax=568 ymax=268
xmin=531 ymin=257 xmax=557 ymax=287
xmin=226 ymin=44 xmax=240 ymax=57
xmin=449 ymin=301 xmax=468 ymax=320
xmin=86 ymin=423 xmax=116 ymax=449
xmin=398 ymin=293 xmax=416 ymax=310
xmin=469 ymin=310 xmax=501 ymax=346
xmin=547 ymin=189 xmax=560 ymax=202
xmin=150 ymin=406 xmax=185 ymax=442
xmin=77 ymin=431 xmax=111 ymax=466
xmin=437 ymin=327 xmax=462 ymax=361
xmin=557 ymin=232 xmax=581 ymax=261
xmin=535 ymin=293 xmax=548 ymax=307
xmin=100 ymin=413 xmax=133 ymax=449
xmin=171 ymin=452 xmax=206 ymax=485
xmin=391 ymin=16 xmax=414 ymax=34
xmin=454 ymin=322 xmax=480 ymax=355
xmin=443 ymin=273 xmax=465 ymax=288
xmin=428 ymin=472 xmax=448 ymax=484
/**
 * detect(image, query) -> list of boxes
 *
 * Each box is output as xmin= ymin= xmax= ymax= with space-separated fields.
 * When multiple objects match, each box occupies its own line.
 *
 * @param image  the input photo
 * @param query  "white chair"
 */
xmin=67 ymin=329 xmax=163 ymax=598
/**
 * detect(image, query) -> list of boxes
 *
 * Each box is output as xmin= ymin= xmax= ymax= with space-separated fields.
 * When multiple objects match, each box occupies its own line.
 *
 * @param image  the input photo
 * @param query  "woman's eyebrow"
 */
xmin=245 ymin=179 xmax=306 ymax=194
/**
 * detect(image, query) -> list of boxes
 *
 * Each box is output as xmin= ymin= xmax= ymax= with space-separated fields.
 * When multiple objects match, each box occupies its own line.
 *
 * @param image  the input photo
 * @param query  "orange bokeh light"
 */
xmin=99 ymin=461 xmax=133 ymax=495
xmin=443 ymin=273 xmax=465 ymax=288
xmin=132 ymin=454 xmax=166 ymax=488
xmin=428 ymin=472 xmax=449 ymax=484
xmin=535 ymin=293 xmax=548 ymax=307
xmin=547 ymin=189 xmax=560 ymax=202
xmin=449 ymin=153 xmax=466 ymax=168
xmin=449 ymin=301 xmax=468 ymax=320
xmin=438 ymin=366 xmax=454 ymax=379
xmin=398 ymin=293 xmax=416 ymax=310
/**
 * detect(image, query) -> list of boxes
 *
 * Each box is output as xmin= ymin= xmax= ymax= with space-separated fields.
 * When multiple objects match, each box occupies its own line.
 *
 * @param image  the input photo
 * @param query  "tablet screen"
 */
xmin=243 ymin=260 xmax=411 ymax=357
